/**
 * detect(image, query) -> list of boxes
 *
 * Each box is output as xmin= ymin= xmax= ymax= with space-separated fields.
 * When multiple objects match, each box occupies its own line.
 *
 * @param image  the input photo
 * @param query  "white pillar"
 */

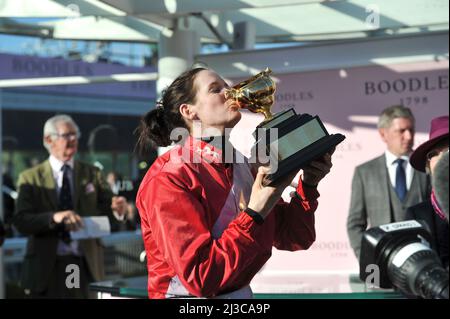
xmin=233 ymin=21 xmax=255 ymax=50
xmin=156 ymin=27 xmax=200 ymax=153
xmin=157 ymin=28 xmax=200 ymax=97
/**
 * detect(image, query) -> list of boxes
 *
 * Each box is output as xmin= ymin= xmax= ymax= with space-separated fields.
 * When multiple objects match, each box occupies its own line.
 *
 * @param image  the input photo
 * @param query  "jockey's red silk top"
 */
xmin=136 ymin=136 xmax=319 ymax=299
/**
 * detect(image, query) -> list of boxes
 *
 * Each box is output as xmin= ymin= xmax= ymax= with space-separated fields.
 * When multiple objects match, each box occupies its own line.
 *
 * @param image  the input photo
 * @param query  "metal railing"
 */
xmin=2 ymin=230 xmax=146 ymax=284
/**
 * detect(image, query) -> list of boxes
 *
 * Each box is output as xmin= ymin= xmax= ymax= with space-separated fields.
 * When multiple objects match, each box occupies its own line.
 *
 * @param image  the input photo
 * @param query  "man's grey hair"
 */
xmin=377 ymin=105 xmax=415 ymax=129
xmin=433 ymin=151 xmax=449 ymax=222
xmin=43 ymin=114 xmax=80 ymax=151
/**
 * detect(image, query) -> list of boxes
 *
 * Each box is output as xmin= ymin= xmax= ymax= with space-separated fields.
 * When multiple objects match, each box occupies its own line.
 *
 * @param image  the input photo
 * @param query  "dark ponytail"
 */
xmin=136 ymin=67 xmax=206 ymax=155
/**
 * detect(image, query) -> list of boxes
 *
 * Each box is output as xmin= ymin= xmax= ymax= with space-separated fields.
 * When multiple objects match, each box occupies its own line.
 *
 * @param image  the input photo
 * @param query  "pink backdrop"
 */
xmin=228 ymin=60 xmax=449 ymax=282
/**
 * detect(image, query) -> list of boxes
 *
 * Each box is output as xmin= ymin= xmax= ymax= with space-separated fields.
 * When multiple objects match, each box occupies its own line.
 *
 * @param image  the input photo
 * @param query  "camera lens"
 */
xmin=387 ymin=243 xmax=449 ymax=299
xmin=359 ymin=221 xmax=449 ymax=299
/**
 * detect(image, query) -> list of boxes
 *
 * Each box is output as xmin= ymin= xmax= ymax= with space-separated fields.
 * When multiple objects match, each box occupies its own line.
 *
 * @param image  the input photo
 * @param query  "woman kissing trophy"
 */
xmin=225 ymin=68 xmax=345 ymax=186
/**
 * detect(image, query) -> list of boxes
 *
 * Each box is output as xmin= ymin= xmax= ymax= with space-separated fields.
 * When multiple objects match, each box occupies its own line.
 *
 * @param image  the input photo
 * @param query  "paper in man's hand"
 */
xmin=70 ymin=216 xmax=111 ymax=240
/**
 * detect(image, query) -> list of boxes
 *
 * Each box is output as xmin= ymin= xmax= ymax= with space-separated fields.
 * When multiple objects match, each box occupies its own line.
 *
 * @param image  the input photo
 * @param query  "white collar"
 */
xmin=385 ymin=150 xmax=410 ymax=165
xmin=49 ymin=155 xmax=74 ymax=172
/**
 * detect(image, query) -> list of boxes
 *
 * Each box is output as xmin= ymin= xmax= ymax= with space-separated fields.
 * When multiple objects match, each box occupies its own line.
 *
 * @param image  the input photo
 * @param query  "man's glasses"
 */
xmin=426 ymin=147 xmax=449 ymax=161
xmin=52 ymin=132 xmax=80 ymax=141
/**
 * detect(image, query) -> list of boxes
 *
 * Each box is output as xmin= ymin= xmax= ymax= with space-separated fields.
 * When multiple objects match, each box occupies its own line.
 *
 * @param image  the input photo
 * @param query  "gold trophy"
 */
xmin=225 ymin=68 xmax=345 ymax=186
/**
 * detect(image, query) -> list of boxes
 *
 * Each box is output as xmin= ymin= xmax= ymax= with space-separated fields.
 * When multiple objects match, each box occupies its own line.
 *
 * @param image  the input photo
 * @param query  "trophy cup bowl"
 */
xmin=225 ymin=68 xmax=346 ymax=186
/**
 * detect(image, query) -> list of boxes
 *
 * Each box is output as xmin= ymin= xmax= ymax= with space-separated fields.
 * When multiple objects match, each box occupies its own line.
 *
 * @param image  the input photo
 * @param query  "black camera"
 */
xmin=359 ymin=220 xmax=448 ymax=299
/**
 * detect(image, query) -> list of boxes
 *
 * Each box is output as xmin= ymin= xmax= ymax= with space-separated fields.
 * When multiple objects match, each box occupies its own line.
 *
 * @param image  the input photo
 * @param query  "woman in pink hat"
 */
xmin=407 ymin=115 xmax=449 ymax=268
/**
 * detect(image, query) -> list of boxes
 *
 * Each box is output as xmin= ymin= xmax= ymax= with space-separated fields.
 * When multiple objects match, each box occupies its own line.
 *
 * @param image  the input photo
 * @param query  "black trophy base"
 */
xmin=251 ymin=108 xmax=346 ymax=186
xmin=263 ymin=133 xmax=345 ymax=186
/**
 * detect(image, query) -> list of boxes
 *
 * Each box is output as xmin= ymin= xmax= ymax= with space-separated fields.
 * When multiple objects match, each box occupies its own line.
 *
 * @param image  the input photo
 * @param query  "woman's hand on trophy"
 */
xmin=301 ymin=148 xmax=335 ymax=187
xmin=248 ymin=166 xmax=298 ymax=219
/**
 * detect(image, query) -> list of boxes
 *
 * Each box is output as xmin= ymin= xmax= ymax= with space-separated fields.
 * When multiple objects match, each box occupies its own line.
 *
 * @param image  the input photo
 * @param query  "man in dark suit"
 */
xmin=13 ymin=114 xmax=128 ymax=298
xmin=347 ymin=105 xmax=430 ymax=260
xmin=406 ymin=115 xmax=449 ymax=268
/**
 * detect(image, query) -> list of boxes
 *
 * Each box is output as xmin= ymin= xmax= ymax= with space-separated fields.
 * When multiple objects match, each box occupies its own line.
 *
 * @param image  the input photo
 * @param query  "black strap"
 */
xmin=244 ymin=207 xmax=264 ymax=225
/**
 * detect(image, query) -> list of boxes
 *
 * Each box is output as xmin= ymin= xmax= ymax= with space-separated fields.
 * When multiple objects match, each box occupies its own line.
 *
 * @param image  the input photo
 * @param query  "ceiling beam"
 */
xmin=0 ymin=72 xmax=157 ymax=88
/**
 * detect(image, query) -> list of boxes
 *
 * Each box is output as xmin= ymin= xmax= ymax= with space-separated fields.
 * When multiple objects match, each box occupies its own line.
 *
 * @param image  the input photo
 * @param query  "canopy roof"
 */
xmin=0 ymin=0 xmax=448 ymax=44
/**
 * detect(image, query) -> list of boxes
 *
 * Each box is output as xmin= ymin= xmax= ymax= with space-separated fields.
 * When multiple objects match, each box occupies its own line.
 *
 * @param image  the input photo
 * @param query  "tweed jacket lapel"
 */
xmin=38 ymin=160 xmax=58 ymax=210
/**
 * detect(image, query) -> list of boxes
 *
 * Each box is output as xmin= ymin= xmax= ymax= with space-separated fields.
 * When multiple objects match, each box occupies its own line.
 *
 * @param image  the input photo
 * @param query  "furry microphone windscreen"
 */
xmin=433 ymin=151 xmax=449 ymax=222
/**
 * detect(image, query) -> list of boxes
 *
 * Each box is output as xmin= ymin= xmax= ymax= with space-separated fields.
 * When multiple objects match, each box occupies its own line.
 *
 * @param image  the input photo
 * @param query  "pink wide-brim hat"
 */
xmin=410 ymin=115 xmax=449 ymax=172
